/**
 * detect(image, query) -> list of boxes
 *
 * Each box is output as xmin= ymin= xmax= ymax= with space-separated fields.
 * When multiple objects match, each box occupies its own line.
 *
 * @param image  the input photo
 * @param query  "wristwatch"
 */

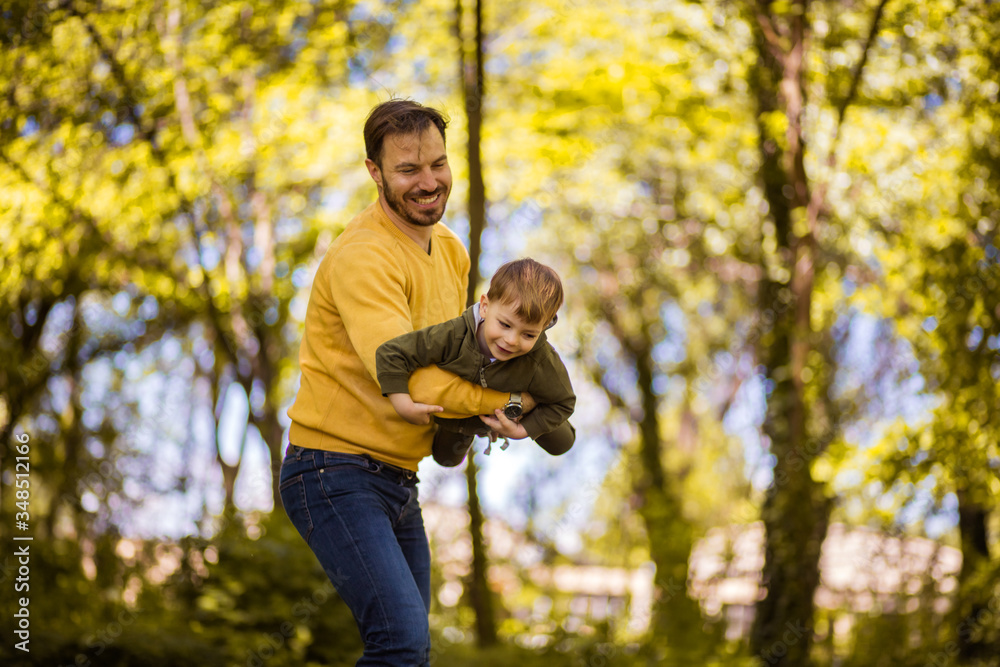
xmin=503 ymin=392 xmax=523 ymax=420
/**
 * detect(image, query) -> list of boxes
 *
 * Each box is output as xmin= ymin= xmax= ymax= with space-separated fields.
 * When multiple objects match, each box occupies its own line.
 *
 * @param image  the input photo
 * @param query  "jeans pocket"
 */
xmin=279 ymin=475 xmax=314 ymax=543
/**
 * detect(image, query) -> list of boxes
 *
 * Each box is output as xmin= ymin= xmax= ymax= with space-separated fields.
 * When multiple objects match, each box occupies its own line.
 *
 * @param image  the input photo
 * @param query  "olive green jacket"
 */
xmin=375 ymin=304 xmax=576 ymax=456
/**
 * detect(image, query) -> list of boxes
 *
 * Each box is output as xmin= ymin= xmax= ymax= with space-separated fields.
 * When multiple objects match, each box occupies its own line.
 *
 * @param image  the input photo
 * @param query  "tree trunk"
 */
xmin=630 ymin=332 xmax=709 ymax=661
xmin=954 ymin=6 xmax=1000 ymax=659
xmin=955 ymin=484 xmax=993 ymax=662
xmin=745 ymin=0 xmax=889 ymax=658
xmin=460 ymin=0 xmax=486 ymax=308
xmin=746 ymin=2 xmax=828 ymax=663
xmin=457 ymin=0 xmax=498 ymax=647
xmin=464 ymin=456 xmax=497 ymax=646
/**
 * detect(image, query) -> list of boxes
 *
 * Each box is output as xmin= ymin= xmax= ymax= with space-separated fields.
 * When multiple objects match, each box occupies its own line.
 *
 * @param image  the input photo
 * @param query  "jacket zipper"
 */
xmin=479 ymin=356 xmax=497 ymax=387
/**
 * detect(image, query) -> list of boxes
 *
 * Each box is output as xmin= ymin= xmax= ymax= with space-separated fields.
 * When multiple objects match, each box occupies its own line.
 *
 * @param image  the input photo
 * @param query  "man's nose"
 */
xmin=416 ymin=168 xmax=436 ymax=193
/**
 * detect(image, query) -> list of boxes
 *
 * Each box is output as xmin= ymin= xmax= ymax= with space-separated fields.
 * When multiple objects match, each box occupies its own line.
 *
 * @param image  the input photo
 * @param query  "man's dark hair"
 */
xmin=364 ymin=99 xmax=449 ymax=169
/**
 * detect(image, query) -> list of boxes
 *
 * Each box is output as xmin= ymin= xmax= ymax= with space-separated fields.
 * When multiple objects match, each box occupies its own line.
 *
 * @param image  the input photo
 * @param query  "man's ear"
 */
xmin=365 ymin=158 xmax=383 ymax=190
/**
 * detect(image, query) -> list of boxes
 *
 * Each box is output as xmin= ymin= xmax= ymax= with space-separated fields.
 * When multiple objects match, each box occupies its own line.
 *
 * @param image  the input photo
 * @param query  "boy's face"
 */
xmin=477 ymin=295 xmax=545 ymax=361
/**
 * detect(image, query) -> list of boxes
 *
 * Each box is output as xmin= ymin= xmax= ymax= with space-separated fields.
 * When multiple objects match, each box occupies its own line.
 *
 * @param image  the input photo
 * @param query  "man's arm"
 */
xmin=410 ymin=366 xmax=509 ymax=419
xmin=387 ymin=392 xmax=444 ymax=424
xmin=377 ymin=318 xmax=501 ymax=422
xmin=330 ymin=239 xmax=507 ymax=416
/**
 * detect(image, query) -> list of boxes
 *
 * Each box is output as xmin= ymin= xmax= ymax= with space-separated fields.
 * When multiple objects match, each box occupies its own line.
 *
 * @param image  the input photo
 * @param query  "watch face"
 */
xmin=504 ymin=404 xmax=523 ymax=420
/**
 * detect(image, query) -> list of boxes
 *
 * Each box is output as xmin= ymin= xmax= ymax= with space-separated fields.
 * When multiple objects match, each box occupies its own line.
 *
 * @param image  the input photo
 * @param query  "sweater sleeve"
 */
xmin=410 ymin=366 xmax=508 ymax=418
xmin=329 ymin=238 xmax=507 ymax=416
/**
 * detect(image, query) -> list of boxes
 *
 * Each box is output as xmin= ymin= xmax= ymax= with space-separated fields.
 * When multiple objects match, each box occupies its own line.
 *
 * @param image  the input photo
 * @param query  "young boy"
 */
xmin=376 ymin=258 xmax=575 ymax=466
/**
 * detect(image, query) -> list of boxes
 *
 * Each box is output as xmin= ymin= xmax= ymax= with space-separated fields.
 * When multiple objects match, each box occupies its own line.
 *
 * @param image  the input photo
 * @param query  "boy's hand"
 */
xmin=388 ymin=393 xmax=444 ymax=425
xmin=479 ymin=409 xmax=529 ymax=440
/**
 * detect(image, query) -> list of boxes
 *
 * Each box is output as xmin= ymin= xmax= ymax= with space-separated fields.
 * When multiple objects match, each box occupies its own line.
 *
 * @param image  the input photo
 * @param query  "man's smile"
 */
xmin=412 ymin=192 xmax=442 ymax=207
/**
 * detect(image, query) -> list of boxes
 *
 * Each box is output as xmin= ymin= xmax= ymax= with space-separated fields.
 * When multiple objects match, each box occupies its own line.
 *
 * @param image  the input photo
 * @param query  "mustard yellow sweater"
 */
xmin=288 ymin=201 xmax=508 ymax=470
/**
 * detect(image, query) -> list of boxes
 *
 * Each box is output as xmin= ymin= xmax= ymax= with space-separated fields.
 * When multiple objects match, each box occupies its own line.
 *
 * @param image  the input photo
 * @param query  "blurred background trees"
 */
xmin=1 ymin=0 xmax=998 ymax=665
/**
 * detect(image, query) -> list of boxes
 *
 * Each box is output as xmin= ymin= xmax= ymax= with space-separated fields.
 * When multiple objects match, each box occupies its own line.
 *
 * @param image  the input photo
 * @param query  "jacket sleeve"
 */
xmin=519 ymin=346 xmax=576 ymax=452
xmin=328 ymin=238 xmax=507 ymax=415
xmin=535 ymin=422 xmax=576 ymax=456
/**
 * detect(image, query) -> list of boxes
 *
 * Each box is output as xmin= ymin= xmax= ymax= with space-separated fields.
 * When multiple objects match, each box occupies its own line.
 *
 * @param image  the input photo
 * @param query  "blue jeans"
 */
xmin=279 ymin=445 xmax=431 ymax=666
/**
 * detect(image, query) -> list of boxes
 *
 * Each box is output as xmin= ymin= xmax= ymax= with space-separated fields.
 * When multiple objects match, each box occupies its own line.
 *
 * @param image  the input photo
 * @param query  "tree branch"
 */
xmin=67 ymin=2 xmax=161 ymax=153
xmin=834 ymin=0 xmax=891 ymax=132
xmin=807 ymin=0 xmax=891 ymax=226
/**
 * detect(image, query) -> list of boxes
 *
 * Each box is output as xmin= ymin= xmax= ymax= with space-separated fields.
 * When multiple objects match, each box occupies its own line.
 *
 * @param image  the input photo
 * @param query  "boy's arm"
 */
xmin=375 ymin=319 xmax=465 ymax=395
xmin=517 ymin=349 xmax=576 ymax=440
xmin=534 ymin=422 xmax=576 ymax=456
xmin=518 ymin=398 xmax=575 ymax=441
xmin=478 ymin=349 xmax=576 ymax=443
xmin=331 ymin=240 xmax=508 ymax=416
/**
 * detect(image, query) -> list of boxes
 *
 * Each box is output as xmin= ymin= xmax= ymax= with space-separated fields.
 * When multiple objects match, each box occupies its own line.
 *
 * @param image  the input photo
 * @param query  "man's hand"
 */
xmin=388 ymin=393 xmax=444 ymax=425
xmin=479 ymin=409 xmax=529 ymax=440
xmin=520 ymin=391 xmax=537 ymax=415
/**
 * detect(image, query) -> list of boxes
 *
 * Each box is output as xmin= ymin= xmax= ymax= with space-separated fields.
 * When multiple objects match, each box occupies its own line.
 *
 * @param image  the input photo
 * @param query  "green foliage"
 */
xmin=0 ymin=513 xmax=362 ymax=666
xmin=1 ymin=0 xmax=999 ymax=665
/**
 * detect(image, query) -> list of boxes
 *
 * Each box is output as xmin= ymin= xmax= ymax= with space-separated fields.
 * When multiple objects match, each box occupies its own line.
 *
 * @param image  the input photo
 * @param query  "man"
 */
xmin=279 ymin=99 xmax=533 ymax=666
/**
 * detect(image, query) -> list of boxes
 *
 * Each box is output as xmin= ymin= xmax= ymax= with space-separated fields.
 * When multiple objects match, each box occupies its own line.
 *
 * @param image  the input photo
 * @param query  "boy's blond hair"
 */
xmin=486 ymin=258 xmax=563 ymax=326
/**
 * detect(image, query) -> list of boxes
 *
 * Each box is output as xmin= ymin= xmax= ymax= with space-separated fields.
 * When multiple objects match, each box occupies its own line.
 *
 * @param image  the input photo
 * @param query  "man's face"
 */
xmin=476 ymin=295 xmax=544 ymax=361
xmin=366 ymin=127 xmax=452 ymax=228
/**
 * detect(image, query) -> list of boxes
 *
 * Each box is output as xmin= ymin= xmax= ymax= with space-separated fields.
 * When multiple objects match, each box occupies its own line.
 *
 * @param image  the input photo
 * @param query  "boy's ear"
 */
xmin=479 ymin=294 xmax=489 ymax=313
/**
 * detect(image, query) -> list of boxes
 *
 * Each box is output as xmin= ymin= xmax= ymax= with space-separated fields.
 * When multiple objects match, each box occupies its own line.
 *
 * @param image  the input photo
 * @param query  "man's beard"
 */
xmin=383 ymin=179 xmax=447 ymax=227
